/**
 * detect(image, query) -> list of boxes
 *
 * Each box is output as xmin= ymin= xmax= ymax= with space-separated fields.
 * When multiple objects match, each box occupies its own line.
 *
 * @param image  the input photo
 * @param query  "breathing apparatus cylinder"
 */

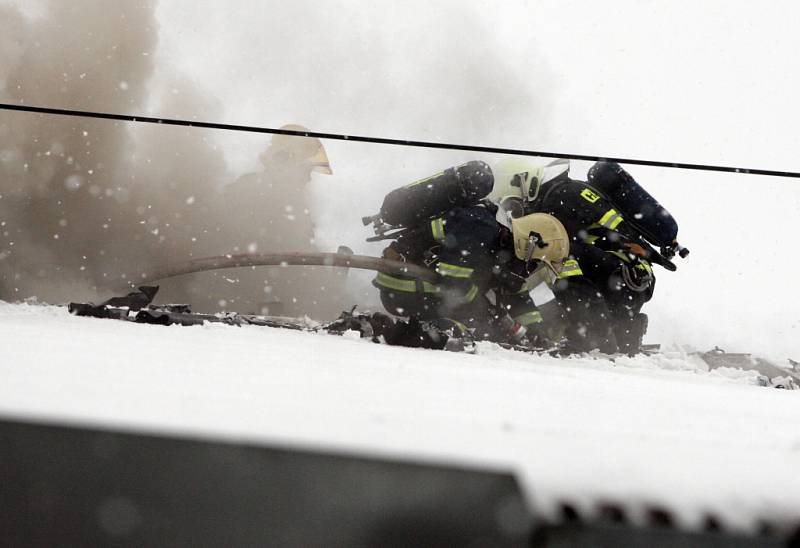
xmin=376 ymin=161 xmax=494 ymax=227
xmin=587 ymin=162 xmax=678 ymax=248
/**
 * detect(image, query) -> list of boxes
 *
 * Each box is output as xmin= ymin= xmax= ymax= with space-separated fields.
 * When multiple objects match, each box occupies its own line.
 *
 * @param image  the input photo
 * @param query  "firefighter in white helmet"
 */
xmin=490 ymin=157 xmax=670 ymax=355
xmin=373 ymin=166 xmax=568 ymax=347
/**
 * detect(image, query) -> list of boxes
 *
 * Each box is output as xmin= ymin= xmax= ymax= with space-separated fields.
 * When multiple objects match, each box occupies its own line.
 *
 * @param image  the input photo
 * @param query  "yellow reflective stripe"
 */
xmin=608 ymin=250 xmax=632 ymax=263
xmin=598 ymin=209 xmax=615 ymax=226
xmin=557 ymin=259 xmax=583 ymax=279
xmin=374 ymin=272 xmax=415 ymax=292
xmin=607 ymin=252 xmax=652 ymax=275
xmin=451 ymin=319 xmax=470 ymax=333
xmin=598 ymin=208 xmax=623 ymax=230
xmin=584 ymin=234 xmax=600 ymax=244
xmin=462 ymin=284 xmax=479 ymax=303
xmin=515 ymin=310 xmax=543 ymax=326
xmin=374 ymin=272 xmax=439 ymax=293
xmin=437 ymin=262 xmax=474 ymax=278
xmin=430 ymin=217 xmax=445 ymax=242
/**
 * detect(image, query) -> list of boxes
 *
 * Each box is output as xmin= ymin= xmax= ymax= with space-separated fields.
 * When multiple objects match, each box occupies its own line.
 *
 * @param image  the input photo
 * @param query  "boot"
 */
xmin=615 ymin=312 xmax=648 ymax=356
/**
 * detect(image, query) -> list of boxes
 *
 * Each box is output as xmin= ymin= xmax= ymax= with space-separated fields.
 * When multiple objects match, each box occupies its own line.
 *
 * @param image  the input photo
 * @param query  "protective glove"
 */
xmin=496 ymin=315 xmax=527 ymax=344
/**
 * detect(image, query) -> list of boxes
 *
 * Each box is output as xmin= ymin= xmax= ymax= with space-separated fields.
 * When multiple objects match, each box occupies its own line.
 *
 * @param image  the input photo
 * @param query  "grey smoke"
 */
xmin=0 ymin=0 xmax=557 ymax=320
xmin=0 ymin=0 xmax=169 ymax=303
xmin=0 ymin=0 xmax=349 ymax=317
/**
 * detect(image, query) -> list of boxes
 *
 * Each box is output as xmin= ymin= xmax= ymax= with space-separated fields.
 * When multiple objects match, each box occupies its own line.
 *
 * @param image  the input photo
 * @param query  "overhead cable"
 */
xmin=2 ymin=102 xmax=798 ymax=179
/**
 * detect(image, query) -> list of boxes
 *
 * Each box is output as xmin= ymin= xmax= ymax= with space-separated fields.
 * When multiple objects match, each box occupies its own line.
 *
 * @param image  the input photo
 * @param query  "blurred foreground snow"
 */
xmin=1 ymin=301 xmax=799 ymax=532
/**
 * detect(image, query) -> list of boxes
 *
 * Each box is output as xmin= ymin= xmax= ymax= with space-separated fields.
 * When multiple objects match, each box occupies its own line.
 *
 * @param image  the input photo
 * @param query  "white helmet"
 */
xmin=488 ymin=157 xmax=544 ymax=204
xmin=489 ymin=157 xmax=570 ymax=229
xmin=542 ymin=158 xmax=570 ymax=186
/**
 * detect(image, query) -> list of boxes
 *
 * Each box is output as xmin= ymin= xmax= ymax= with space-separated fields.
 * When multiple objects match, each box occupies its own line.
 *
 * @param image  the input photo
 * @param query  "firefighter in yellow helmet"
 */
xmin=372 ymin=162 xmax=568 ymax=347
xmin=216 ymin=126 xmax=345 ymax=319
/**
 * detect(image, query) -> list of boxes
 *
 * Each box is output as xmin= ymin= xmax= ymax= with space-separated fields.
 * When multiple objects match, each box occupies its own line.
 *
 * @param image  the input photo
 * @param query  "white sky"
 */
xmin=155 ymin=0 xmax=800 ymax=167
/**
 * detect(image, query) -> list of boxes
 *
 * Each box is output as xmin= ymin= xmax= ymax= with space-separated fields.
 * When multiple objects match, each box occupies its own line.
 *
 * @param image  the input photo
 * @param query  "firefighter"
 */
xmin=372 ymin=187 xmax=569 ymax=348
xmin=488 ymin=157 xmax=669 ymax=354
xmin=217 ymin=125 xmax=347 ymax=318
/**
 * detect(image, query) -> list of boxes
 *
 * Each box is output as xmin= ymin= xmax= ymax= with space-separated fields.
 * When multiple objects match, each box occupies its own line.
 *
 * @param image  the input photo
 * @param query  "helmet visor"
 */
xmin=498 ymin=196 xmax=526 ymax=219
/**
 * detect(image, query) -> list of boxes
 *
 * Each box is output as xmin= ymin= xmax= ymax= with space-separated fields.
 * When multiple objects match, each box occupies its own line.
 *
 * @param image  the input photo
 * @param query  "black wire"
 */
xmin=2 ymin=102 xmax=799 ymax=179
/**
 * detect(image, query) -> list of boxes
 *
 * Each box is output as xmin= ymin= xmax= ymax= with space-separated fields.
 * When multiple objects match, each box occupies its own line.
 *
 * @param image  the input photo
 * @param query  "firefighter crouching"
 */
xmin=488 ymin=158 xmax=684 ymax=355
xmin=365 ymin=161 xmax=569 ymax=349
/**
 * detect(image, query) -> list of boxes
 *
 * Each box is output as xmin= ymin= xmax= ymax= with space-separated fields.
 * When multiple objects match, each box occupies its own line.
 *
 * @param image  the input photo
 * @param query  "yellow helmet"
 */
xmin=260 ymin=124 xmax=333 ymax=175
xmin=511 ymin=213 xmax=570 ymax=267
